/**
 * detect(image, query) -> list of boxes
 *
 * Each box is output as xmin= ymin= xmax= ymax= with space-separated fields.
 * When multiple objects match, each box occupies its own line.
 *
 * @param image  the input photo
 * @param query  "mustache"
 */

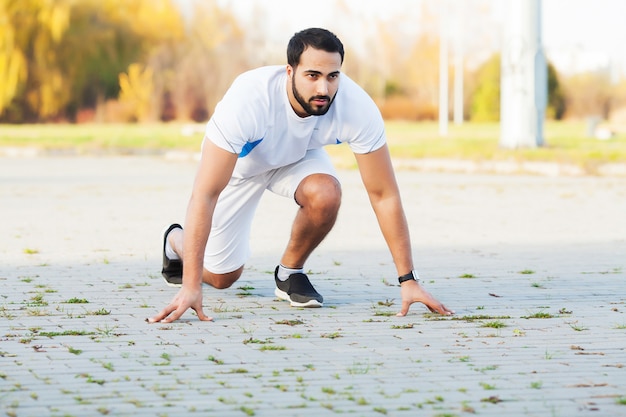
xmin=310 ymin=95 xmax=331 ymax=102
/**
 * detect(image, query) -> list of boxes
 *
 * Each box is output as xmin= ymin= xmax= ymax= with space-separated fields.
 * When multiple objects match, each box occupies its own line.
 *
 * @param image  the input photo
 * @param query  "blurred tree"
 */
xmin=0 ymin=0 xmax=183 ymax=122
xmin=547 ymin=61 xmax=565 ymax=120
xmin=118 ymin=63 xmax=154 ymax=122
xmin=0 ymin=1 xmax=27 ymax=116
xmin=60 ymin=0 xmax=183 ymax=121
xmin=0 ymin=0 xmax=71 ymax=121
xmin=150 ymin=0 xmax=245 ymax=122
xmin=403 ymin=31 xmax=441 ymax=120
xmin=468 ymin=53 xmax=565 ymax=122
xmin=59 ymin=0 xmax=144 ymax=118
xmin=469 ymin=53 xmax=500 ymax=122
xmin=562 ymin=71 xmax=612 ymax=119
xmin=366 ymin=2 xmax=446 ymax=121
xmin=369 ymin=22 xmax=401 ymax=100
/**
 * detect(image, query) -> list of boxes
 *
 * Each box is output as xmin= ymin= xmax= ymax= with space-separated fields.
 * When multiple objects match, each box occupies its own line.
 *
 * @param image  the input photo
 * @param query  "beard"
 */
xmin=291 ymin=75 xmax=336 ymax=116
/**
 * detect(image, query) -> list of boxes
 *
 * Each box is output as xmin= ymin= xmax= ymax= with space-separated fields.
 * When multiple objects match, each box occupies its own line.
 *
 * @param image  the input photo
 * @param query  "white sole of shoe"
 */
xmin=161 ymin=223 xmax=183 ymax=288
xmin=274 ymin=288 xmax=323 ymax=308
xmin=162 ymin=277 xmax=182 ymax=288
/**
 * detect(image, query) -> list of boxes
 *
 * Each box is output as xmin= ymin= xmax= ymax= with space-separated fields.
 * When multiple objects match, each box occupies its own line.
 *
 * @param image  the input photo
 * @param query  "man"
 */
xmin=149 ymin=28 xmax=453 ymax=324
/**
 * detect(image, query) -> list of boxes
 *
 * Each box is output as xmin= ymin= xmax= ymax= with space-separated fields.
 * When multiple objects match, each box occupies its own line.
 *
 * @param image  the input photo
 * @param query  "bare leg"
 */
xmin=280 ymin=174 xmax=341 ymax=269
xmin=167 ymin=228 xmax=243 ymax=289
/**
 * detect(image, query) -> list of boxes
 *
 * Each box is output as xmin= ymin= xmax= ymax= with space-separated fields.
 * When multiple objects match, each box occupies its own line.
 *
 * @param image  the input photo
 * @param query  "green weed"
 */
xmin=39 ymin=330 xmax=95 ymax=337
xmin=207 ymin=355 xmax=224 ymax=365
xmin=88 ymin=308 xmax=111 ymax=316
xmin=67 ymin=346 xmax=83 ymax=355
xmin=391 ymin=323 xmax=414 ymax=329
xmin=65 ymin=297 xmax=89 ymax=304
xmin=568 ymin=322 xmax=588 ymax=331
xmin=259 ymin=345 xmax=286 ymax=351
xmin=482 ymin=320 xmax=506 ymax=328
xmin=347 ymin=362 xmax=370 ymax=375
xmin=481 ymin=396 xmax=502 ymax=404
xmin=523 ymin=311 xmax=554 ymax=319
xmin=451 ymin=315 xmax=511 ymax=321
xmin=273 ymin=319 xmax=304 ymax=326
xmin=28 ymin=293 xmax=47 ymax=307
xmin=240 ymin=406 xmax=255 ymax=416
xmin=373 ymin=311 xmax=395 ymax=317
xmin=243 ymin=337 xmax=272 ymax=345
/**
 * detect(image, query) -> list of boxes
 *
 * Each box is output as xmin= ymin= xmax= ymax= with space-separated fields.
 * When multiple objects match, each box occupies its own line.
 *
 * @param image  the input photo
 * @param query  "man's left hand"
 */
xmin=397 ymin=279 xmax=454 ymax=317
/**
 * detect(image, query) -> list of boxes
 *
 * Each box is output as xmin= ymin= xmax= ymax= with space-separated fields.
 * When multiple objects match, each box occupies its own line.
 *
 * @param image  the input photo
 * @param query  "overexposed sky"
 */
xmin=214 ymin=0 xmax=626 ymax=77
xmin=542 ymin=0 xmax=625 ymax=76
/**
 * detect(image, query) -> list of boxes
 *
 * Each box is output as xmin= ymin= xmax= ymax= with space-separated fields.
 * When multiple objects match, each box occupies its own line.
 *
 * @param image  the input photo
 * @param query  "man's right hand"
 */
xmin=147 ymin=287 xmax=213 ymax=323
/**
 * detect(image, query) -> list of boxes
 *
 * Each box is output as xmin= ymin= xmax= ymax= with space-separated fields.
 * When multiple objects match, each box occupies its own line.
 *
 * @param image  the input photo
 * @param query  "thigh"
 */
xmin=267 ymin=148 xmax=338 ymax=201
xmin=204 ymin=175 xmax=267 ymax=274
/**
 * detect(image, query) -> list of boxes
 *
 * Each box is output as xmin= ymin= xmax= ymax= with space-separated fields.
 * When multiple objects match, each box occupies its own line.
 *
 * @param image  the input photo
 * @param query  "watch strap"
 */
xmin=398 ymin=270 xmax=419 ymax=284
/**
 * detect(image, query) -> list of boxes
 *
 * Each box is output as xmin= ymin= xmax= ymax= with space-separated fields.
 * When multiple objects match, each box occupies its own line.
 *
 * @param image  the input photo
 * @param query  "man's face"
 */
xmin=287 ymin=47 xmax=342 ymax=117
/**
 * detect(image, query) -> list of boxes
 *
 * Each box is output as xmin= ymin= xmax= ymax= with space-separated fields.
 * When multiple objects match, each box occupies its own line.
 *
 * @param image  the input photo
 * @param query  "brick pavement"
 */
xmin=1 ymin=156 xmax=625 ymax=416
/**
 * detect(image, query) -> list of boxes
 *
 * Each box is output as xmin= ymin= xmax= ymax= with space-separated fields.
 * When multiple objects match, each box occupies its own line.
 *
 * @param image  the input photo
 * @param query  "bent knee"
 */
xmin=296 ymin=174 xmax=342 ymax=210
xmin=211 ymin=278 xmax=235 ymax=289
xmin=203 ymin=267 xmax=243 ymax=289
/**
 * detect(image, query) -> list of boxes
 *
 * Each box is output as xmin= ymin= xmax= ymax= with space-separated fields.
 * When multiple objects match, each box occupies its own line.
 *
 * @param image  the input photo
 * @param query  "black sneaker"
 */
xmin=274 ymin=266 xmax=323 ymax=308
xmin=161 ymin=224 xmax=183 ymax=287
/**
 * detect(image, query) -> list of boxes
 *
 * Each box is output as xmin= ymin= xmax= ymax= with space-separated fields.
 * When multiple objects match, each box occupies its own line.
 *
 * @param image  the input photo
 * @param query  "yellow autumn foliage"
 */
xmin=0 ymin=0 xmax=70 ymax=117
xmin=118 ymin=63 xmax=154 ymax=122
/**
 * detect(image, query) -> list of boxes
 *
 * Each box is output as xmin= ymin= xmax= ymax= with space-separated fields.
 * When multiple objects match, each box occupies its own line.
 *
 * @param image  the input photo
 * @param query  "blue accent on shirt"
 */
xmin=239 ymin=138 xmax=263 ymax=157
xmin=336 ymin=139 xmax=342 ymax=144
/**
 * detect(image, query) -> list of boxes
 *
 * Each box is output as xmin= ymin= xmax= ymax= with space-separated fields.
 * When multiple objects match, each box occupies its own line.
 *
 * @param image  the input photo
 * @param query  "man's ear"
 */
xmin=286 ymin=64 xmax=294 ymax=78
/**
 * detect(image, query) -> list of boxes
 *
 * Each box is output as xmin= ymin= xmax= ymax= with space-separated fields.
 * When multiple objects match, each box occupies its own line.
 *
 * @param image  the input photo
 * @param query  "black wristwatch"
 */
xmin=398 ymin=270 xmax=420 ymax=284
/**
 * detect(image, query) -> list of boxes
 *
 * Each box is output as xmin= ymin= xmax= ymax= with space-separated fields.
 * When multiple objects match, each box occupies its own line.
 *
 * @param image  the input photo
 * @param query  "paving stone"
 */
xmin=1 ymin=156 xmax=625 ymax=416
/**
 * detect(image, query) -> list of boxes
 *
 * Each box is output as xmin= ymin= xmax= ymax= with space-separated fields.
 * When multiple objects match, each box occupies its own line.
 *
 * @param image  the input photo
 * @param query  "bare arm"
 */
xmin=182 ymin=140 xmax=238 ymax=290
xmin=354 ymin=144 xmax=413 ymax=275
xmin=355 ymin=144 xmax=453 ymax=316
xmin=149 ymin=139 xmax=238 ymax=323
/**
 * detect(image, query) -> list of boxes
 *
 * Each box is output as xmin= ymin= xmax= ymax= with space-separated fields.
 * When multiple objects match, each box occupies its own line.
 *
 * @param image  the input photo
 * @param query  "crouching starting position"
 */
xmin=148 ymin=28 xmax=453 ymax=323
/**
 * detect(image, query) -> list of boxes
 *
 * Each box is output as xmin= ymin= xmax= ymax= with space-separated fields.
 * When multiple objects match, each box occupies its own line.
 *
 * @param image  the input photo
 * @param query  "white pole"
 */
xmin=439 ymin=0 xmax=449 ymax=137
xmin=500 ymin=0 xmax=547 ymax=148
xmin=453 ymin=0 xmax=464 ymax=125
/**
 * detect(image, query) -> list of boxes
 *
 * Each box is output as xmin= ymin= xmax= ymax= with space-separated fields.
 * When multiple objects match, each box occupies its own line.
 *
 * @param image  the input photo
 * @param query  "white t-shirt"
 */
xmin=204 ymin=65 xmax=386 ymax=178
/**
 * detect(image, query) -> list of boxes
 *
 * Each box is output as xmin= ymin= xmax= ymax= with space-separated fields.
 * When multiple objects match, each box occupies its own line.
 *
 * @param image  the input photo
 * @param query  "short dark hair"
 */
xmin=287 ymin=28 xmax=344 ymax=67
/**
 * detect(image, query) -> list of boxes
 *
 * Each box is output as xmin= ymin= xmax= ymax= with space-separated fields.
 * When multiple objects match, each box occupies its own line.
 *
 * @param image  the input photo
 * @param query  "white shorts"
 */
xmin=204 ymin=148 xmax=338 ymax=273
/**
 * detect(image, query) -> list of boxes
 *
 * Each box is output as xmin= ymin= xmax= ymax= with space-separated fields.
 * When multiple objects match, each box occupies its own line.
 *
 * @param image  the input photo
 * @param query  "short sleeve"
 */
xmin=204 ymin=72 xmax=267 ymax=155
xmin=337 ymin=75 xmax=387 ymax=154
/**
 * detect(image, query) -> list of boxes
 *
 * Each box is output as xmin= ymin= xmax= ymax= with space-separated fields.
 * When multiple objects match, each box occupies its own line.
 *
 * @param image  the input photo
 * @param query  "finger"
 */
xmin=420 ymin=289 xmax=455 ymax=316
xmin=192 ymin=306 xmax=214 ymax=322
xmin=442 ymin=305 xmax=455 ymax=315
xmin=160 ymin=308 xmax=184 ymax=323
xmin=428 ymin=301 xmax=454 ymax=316
xmin=396 ymin=300 xmax=411 ymax=317
xmin=147 ymin=305 xmax=176 ymax=323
